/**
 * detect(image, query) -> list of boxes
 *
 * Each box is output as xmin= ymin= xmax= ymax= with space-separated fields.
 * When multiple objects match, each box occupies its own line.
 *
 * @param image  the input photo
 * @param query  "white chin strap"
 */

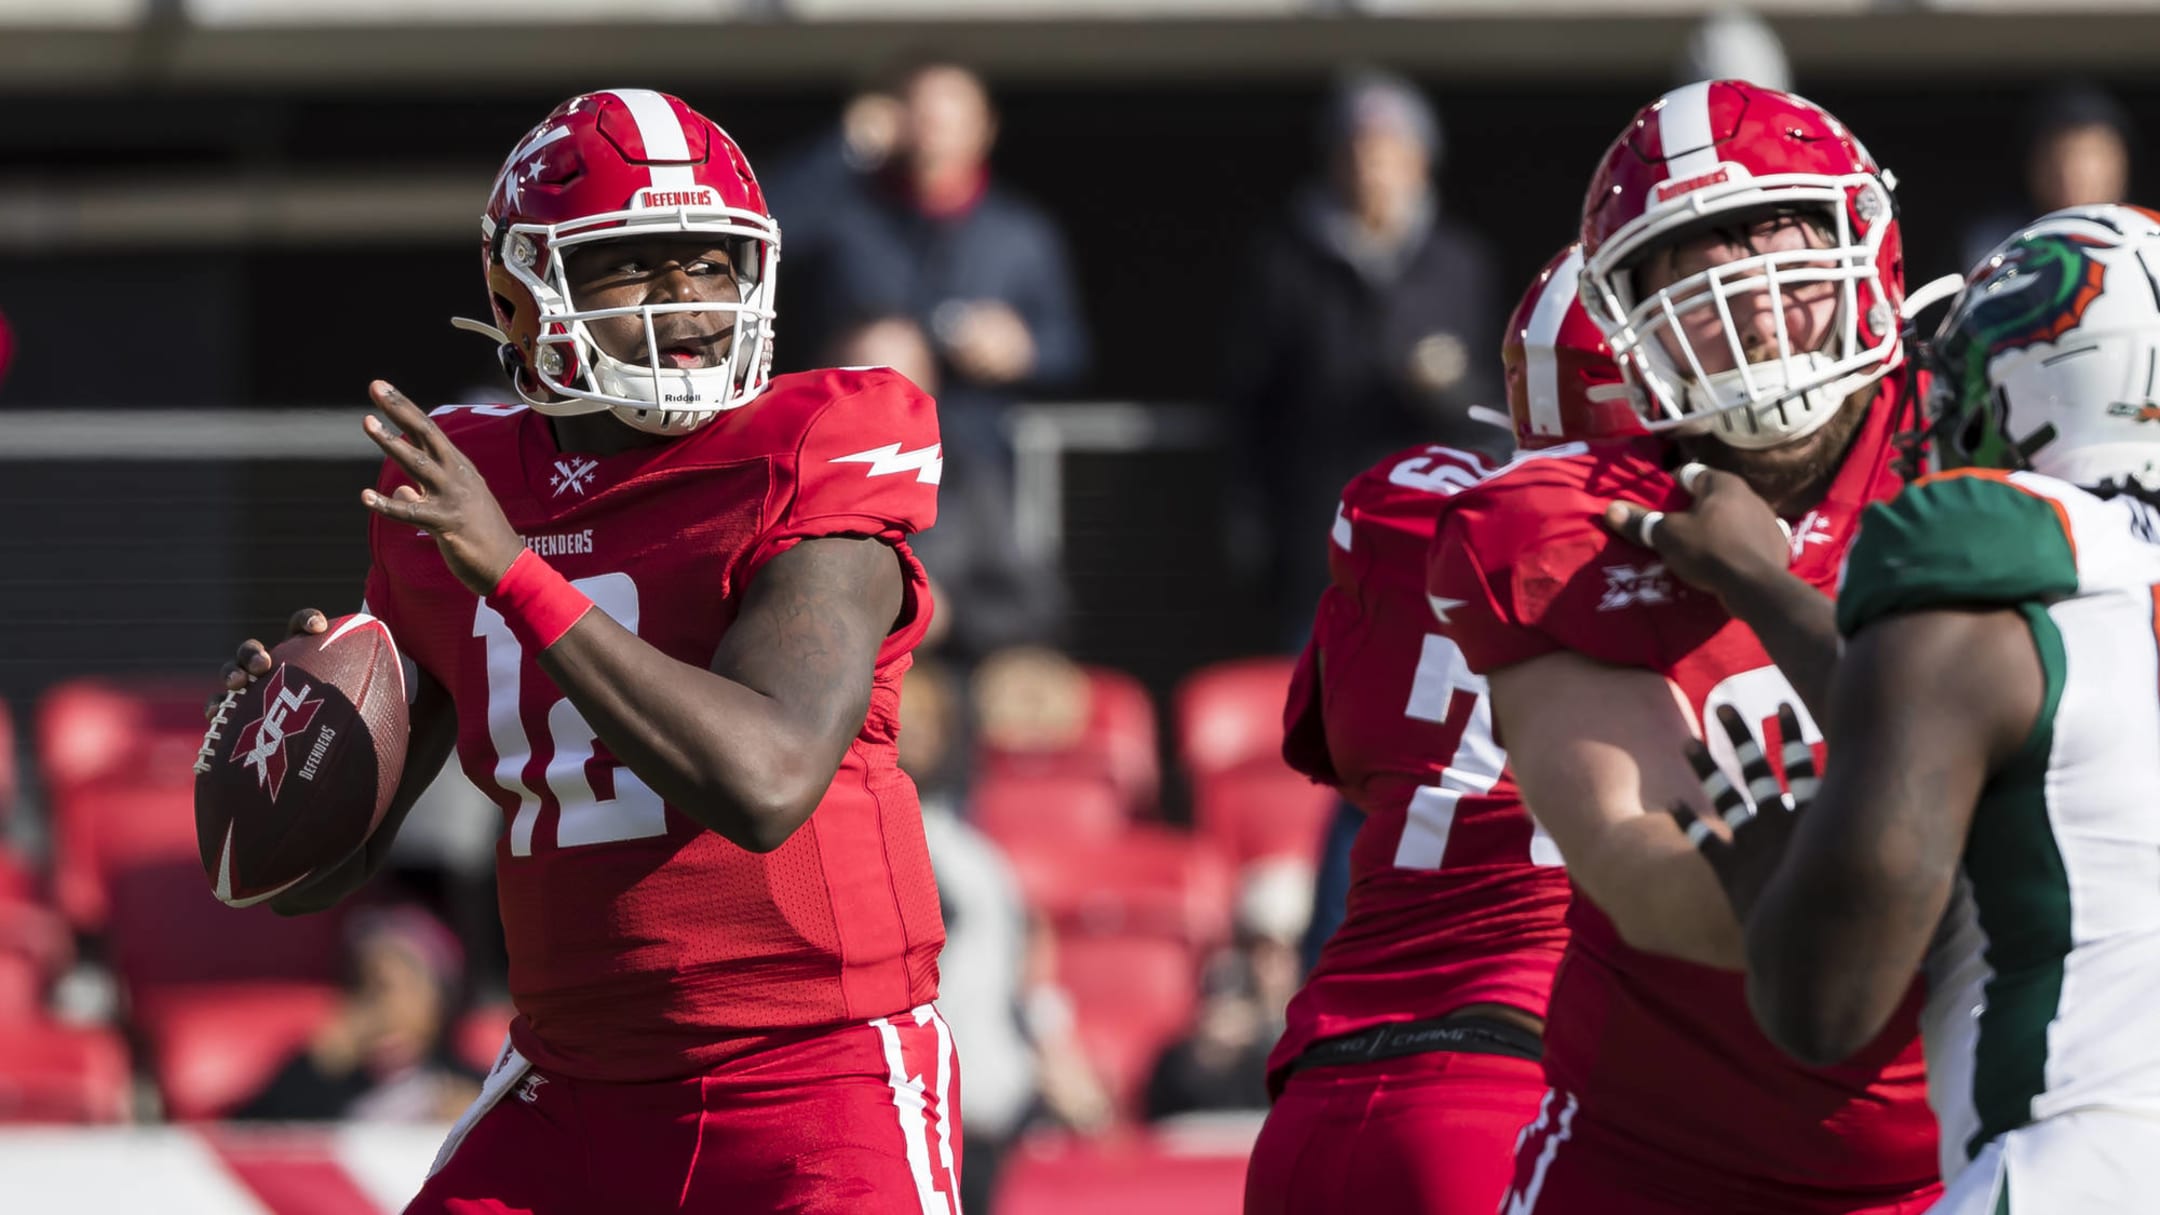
xmin=586 ymin=353 xmax=738 ymax=435
xmin=1683 ymin=351 xmax=1851 ymax=449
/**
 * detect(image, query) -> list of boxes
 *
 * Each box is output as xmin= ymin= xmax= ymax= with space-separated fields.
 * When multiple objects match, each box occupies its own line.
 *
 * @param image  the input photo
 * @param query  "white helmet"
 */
xmin=1923 ymin=204 xmax=2160 ymax=490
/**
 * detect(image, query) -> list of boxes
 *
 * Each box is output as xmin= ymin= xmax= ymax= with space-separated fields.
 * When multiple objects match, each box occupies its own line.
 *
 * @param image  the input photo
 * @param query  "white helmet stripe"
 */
xmin=1524 ymin=245 xmax=1585 ymax=438
xmin=1656 ymin=81 xmax=1721 ymax=180
xmin=605 ymin=88 xmax=696 ymax=192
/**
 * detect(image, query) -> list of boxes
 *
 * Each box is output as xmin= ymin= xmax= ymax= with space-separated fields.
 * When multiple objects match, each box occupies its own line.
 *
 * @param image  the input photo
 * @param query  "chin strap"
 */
xmin=1465 ymin=404 xmax=1514 ymax=435
xmin=1901 ymin=274 xmax=1965 ymax=321
xmin=451 ymin=316 xmax=511 ymax=343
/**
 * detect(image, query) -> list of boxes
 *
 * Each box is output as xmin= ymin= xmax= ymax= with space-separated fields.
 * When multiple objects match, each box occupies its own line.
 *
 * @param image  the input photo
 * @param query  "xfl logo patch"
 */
xmin=230 ymin=666 xmax=324 ymax=801
xmin=1597 ymin=563 xmax=1673 ymax=612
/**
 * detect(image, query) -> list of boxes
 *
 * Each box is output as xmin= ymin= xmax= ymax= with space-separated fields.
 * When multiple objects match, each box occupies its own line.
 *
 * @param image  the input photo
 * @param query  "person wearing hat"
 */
xmin=1222 ymin=68 xmax=1504 ymax=647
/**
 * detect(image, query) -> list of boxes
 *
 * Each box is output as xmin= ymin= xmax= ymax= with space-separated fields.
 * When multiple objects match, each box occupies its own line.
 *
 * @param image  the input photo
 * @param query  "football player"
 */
xmin=214 ymin=91 xmax=958 ymax=1214
xmin=1644 ymin=204 xmax=2160 ymax=1215
xmin=1244 ymin=246 xmax=1631 ymax=1215
xmin=1425 ymin=81 xmax=1943 ymax=1212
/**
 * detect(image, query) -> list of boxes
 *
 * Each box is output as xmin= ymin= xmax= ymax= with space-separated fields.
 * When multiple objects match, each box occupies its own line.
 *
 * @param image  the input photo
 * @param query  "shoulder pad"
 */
xmin=1836 ymin=470 xmax=2079 ymax=637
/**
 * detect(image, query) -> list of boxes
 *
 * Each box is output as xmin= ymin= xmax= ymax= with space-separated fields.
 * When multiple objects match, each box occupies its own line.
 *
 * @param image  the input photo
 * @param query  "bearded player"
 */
xmin=213 ymin=91 xmax=958 ymax=1214
xmin=1636 ymin=204 xmax=2160 ymax=1215
xmin=1426 ymin=81 xmax=1944 ymax=1212
xmin=1244 ymin=245 xmax=1637 ymax=1215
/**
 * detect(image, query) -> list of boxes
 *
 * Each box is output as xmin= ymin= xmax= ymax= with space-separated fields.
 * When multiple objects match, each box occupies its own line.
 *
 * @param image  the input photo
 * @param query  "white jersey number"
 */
xmin=1394 ymin=634 xmax=1558 ymax=870
xmin=474 ymin=573 xmax=670 ymax=857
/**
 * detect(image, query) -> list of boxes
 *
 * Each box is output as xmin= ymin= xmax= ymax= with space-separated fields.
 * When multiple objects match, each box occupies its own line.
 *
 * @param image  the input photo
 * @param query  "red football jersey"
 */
xmin=363 ymin=367 xmax=946 ymax=1083
xmin=1426 ymin=383 xmax=1939 ymax=1194
xmin=1267 ymin=444 xmax=1571 ymax=1095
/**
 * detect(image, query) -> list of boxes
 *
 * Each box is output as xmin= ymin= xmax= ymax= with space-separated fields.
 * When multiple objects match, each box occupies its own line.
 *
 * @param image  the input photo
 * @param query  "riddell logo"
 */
xmin=230 ymin=666 xmax=324 ymax=801
xmin=1654 ymin=166 xmax=1731 ymax=203
xmin=636 ymin=188 xmax=715 ymax=209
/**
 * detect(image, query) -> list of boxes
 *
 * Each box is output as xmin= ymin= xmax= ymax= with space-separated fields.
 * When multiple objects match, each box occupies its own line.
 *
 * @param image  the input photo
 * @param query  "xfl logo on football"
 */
xmin=230 ymin=666 xmax=324 ymax=801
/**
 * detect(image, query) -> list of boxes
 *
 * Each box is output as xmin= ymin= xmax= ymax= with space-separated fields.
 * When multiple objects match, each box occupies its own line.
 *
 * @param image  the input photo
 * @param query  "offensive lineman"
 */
xmin=1426 ymin=81 xmax=1942 ymax=1212
xmin=1246 ymin=245 xmax=1636 ymax=1215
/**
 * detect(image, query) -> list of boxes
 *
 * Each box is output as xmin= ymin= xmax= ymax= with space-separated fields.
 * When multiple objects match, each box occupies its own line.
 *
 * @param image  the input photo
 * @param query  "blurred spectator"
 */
xmin=1021 ymin=916 xmax=1118 ymax=1137
xmin=827 ymin=317 xmax=1066 ymax=661
xmin=1144 ymin=859 xmax=1312 ymax=1120
xmin=1676 ymin=7 xmax=1792 ymax=91
xmin=1960 ymin=84 xmax=2136 ymax=268
xmin=1225 ymin=69 xmax=1503 ymax=642
xmin=764 ymin=82 xmax=906 ymax=264
xmin=970 ymin=644 xmax=1091 ymax=756
xmin=784 ymin=58 xmax=1090 ymax=481
xmin=233 ymin=906 xmax=481 ymax=1123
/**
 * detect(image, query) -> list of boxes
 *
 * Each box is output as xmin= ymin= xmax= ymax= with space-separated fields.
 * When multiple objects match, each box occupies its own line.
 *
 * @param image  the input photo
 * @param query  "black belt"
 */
xmin=1292 ymin=1012 xmax=1543 ymax=1073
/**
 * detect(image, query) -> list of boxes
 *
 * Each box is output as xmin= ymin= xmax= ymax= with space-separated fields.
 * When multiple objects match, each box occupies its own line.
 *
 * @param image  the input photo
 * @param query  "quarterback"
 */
xmin=215 ymin=90 xmax=958 ymax=1214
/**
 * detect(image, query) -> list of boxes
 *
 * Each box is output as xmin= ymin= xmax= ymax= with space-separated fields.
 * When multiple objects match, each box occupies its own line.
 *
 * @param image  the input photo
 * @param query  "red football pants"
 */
xmin=405 ymin=1005 xmax=963 ymax=1215
xmin=1502 ymin=1087 xmax=1942 ymax=1215
xmin=1243 ymin=1050 xmax=1546 ymax=1215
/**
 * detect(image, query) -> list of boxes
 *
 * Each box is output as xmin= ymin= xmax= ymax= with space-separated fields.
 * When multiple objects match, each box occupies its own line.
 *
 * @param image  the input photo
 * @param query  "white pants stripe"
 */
xmin=1504 ymin=1087 xmax=1579 ymax=1215
xmin=872 ymin=1009 xmax=959 ymax=1215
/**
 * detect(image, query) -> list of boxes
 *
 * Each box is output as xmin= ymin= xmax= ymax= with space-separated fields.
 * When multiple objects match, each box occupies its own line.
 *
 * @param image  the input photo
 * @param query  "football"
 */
xmin=192 ymin=613 xmax=410 ymax=908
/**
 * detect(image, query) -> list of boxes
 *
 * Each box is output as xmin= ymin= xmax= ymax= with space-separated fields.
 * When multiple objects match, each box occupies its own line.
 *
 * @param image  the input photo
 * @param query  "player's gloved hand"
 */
xmin=358 ymin=381 xmax=526 ymax=598
xmin=1603 ymin=462 xmax=1795 ymax=602
xmin=1670 ymin=703 xmax=1816 ymax=923
xmin=210 ymin=608 xmax=329 ymax=719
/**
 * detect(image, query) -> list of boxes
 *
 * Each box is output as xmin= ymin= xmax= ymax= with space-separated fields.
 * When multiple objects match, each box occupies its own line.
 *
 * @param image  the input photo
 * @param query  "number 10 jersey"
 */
xmin=363 ymin=367 xmax=946 ymax=1083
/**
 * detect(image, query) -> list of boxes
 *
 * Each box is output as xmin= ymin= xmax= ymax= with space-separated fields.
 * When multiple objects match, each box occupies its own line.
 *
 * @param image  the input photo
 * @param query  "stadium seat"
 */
xmin=455 ymin=1001 xmax=516 ymax=1075
xmin=1190 ymin=760 xmax=1335 ymax=866
xmin=0 ymin=841 xmax=39 ymax=905
xmin=1081 ymin=667 xmax=1161 ymax=815
xmin=1055 ymin=931 xmax=1200 ymax=1118
xmin=994 ymin=1127 xmax=1256 ymax=1215
xmin=1003 ymin=826 xmax=1233 ymax=945
xmin=0 ymin=1020 xmax=131 ymax=1123
xmin=976 ymin=666 xmax=1162 ymax=820
xmin=37 ymin=677 xmax=216 ymax=931
xmin=136 ymin=981 xmax=342 ymax=1121
xmin=971 ymin=773 xmax=1129 ymax=850
xmin=0 ymin=895 xmax=73 ymax=1020
xmin=1173 ymin=657 xmax=1296 ymax=786
xmin=0 ymin=696 xmax=17 ymax=830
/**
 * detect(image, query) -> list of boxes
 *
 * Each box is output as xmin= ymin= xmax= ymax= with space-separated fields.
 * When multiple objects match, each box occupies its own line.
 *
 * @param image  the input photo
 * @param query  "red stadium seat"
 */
xmin=1003 ymin=826 xmax=1233 ymax=946
xmin=0 ymin=841 xmax=39 ymax=905
xmin=0 ymin=896 xmax=74 ymax=1020
xmin=0 ymin=697 xmax=17 ymax=831
xmin=137 ymin=982 xmax=342 ymax=1121
xmin=1174 ymin=657 xmax=1296 ymax=786
xmin=971 ymin=774 xmax=1129 ymax=850
xmin=455 ymin=1001 xmax=516 ymax=1075
xmin=994 ymin=1127 xmax=1257 ymax=1215
xmin=1055 ymin=932 xmax=1200 ymax=1118
xmin=0 ymin=1021 xmax=132 ymax=1123
xmin=1190 ymin=760 xmax=1335 ymax=866
xmin=37 ymin=677 xmax=216 ymax=932
xmin=977 ymin=666 xmax=1161 ymax=820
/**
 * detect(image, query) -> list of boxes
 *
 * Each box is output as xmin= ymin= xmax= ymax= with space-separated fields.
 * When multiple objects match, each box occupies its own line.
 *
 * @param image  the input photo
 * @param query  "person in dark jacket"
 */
xmin=1225 ymin=70 xmax=1504 ymax=643
xmin=783 ymin=59 xmax=1090 ymax=477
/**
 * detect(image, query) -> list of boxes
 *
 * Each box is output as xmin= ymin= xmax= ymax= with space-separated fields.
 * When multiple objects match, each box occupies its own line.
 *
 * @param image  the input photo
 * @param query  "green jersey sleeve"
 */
xmin=1836 ymin=471 xmax=2079 ymax=638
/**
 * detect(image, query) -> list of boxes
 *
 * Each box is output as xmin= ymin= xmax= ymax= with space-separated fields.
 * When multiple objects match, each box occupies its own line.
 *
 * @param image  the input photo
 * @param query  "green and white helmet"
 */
xmin=1923 ymin=203 xmax=2160 ymax=490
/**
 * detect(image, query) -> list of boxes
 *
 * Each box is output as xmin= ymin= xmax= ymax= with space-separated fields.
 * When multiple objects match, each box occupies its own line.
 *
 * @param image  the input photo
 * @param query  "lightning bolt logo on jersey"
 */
xmin=229 ymin=665 xmax=325 ymax=801
xmin=831 ymin=442 xmax=944 ymax=485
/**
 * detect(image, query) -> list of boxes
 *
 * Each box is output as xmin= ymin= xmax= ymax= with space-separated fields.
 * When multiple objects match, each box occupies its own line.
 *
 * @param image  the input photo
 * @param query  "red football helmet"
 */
xmin=1504 ymin=243 xmax=1644 ymax=448
xmin=461 ymin=89 xmax=780 ymax=435
xmin=1579 ymin=80 xmax=1906 ymax=449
